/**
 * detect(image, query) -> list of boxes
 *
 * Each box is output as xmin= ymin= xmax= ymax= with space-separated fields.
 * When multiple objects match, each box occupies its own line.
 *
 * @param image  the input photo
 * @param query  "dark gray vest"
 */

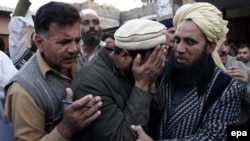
xmin=5 ymin=55 xmax=70 ymax=132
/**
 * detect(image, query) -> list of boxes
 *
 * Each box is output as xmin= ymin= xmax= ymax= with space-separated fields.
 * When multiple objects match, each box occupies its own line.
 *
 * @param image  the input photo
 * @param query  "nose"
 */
xmin=219 ymin=44 xmax=226 ymax=53
xmin=68 ymin=41 xmax=80 ymax=53
xmin=175 ymin=41 xmax=186 ymax=53
xmin=89 ymin=21 xmax=95 ymax=28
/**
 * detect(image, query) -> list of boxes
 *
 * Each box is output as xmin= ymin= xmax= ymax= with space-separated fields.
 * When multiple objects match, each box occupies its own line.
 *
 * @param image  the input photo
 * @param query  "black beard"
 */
xmin=123 ymin=60 xmax=135 ymax=86
xmin=162 ymin=46 xmax=212 ymax=88
xmin=82 ymin=30 xmax=101 ymax=47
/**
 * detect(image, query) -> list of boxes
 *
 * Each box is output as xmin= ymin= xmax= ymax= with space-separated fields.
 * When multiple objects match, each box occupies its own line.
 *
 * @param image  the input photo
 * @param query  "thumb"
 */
xmin=66 ymin=87 xmax=73 ymax=101
xmin=131 ymin=125 xmax=145 ymax=135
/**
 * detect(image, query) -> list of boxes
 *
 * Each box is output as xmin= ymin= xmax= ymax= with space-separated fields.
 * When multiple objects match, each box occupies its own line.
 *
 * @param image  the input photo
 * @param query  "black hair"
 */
xmin=34 ymin=2 xmax=80 ymax=35
xmin=101 ymin=32 xmax=114 ymax=41
xmin=159 ymin=18 xmax=173 ymax=28
xmin=0 ymin=37 xmax=5 ymax=52
xmin=114 ymin=46 xmax=155 ymax=60
xmin=238 ymin=43 xmax=250 ymax=50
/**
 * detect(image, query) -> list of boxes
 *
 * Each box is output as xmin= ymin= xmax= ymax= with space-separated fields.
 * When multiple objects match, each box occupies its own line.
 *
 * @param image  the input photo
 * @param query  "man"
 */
xmin=237 ymin=44 xmax=250 ymax=67
xmin=8 ymin=0 xmax=37 ymax=69
xmin=79 ymin=9 xmax=105 ymax=64
xmin=0 ymin=50 xmax=17 ymax=100
xmin=4 ymin=2 xmax=102 ymax=140
xmin=159 ymin=18 xmax=175 ymax=49
xmin=218 ymin=39 xmax=250 ymax=125
xmin=71 ymin=19 xmax=167 ymax=141
xmin=134 ymin=2 xmax=246 ymax=140
xmin=0 ymin=37 xmax=6 ymax=53
xmin=101 ymin=32 xmax=115 ymax=52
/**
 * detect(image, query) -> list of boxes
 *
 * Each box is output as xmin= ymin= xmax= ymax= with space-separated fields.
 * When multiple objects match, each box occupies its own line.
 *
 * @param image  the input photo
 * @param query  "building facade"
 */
xmin=0 ymin=0 xmax=250 ymax=53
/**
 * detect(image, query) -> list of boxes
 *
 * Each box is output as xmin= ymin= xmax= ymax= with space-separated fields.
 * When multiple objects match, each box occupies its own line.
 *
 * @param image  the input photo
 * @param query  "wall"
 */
xmin=74 ymin=1 xmax=120 ymax=29
xmin=0 ymin=10 xmax=34 ymax=51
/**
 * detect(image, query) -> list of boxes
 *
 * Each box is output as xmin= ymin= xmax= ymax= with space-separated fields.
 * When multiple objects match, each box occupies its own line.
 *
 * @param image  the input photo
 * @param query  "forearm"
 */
xmin=8 ymin=17 xmax=28 ymax=64
xmin=13 ymin=0 xmax=31 ymax=17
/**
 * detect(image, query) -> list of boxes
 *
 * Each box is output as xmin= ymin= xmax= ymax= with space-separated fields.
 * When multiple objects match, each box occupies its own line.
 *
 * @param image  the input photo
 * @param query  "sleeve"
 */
xmin=0 ymin=51 xmax=17 ymax=88
xmin=243 ymin=67 xmax=250 ymax=106
xmin=72 ymin=73 xmax=155 ymax=141
xmin=4 ymin=83 xmax=69 ymax=141
xmin=8 ymin=0 xmax=34 ymax=64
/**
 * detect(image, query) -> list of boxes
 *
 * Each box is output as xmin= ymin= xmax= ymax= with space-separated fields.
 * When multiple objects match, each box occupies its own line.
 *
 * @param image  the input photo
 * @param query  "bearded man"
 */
xmin=133 ymin=2 xmax=246 ymax=141
xmin=78 ymin=9 xmax=105 ymax=65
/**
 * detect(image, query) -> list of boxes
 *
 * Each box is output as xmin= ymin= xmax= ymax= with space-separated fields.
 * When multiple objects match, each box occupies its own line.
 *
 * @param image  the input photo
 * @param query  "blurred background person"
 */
xmin=218 ymin=38 xmax=250 ymax=125
xmin=101 ymin=32 xmax=115 ymax=53
xmin=0 ymin=49 xmax=17 ymax=101
xmin=79 ymin=9 xmax=105 ymax=65
xmin=237 ymin=44 xmax=250 ymax=68
xmin=8 ymin=0 xmax=37 ymax=69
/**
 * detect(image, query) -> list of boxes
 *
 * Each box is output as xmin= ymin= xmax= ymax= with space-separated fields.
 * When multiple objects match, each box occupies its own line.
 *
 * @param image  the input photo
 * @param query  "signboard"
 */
xmin=157 ymin=0 xmax=173 ymax=21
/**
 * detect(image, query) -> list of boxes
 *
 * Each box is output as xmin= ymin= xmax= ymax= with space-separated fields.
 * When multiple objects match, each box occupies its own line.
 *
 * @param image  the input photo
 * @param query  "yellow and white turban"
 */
xmin=173 ymin=2 xmax=228 ymax=71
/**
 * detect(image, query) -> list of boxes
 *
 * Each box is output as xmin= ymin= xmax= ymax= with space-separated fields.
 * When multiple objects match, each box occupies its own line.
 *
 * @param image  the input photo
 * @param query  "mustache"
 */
xmin=86 ymin=30 xmax=98 ymax=35
xmin=219 ymin=52 xmax=227 ymax=57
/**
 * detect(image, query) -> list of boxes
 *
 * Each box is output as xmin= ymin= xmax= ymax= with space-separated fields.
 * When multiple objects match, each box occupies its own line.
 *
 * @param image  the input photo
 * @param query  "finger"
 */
xmin=150 ymin=46 xmax=166 ymax=68
xmin=63 ymin=88 xmax=74 ymax=109
xmin=80 ymin=110 xmax=101 ymax=128
xmin=88 ymin=96 xmax=102 ymax=106
xmin=71 ymin=94 xmax=93 ymax=110
xmin=146 ymin=45 xmax=161 ymax=65
xmin=66 ymin=87 xmax=73 ymax=101
xmin=79 ymin=96 xmax=102 ymax=118
xmin=131 ymin=125 xmax=145 ymax=135
xmin=80 ymin=99 xmax=102 ymax=118
xmin=132 ymin=54 xmax=142 ymax=71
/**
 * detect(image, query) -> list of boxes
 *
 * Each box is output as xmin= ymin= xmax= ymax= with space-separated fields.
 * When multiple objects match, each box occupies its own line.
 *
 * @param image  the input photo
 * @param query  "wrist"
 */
xmin=57 ymin=121 xmax=73 ymax=140
xmin=135 ymin=81 xmax=149 ymax=92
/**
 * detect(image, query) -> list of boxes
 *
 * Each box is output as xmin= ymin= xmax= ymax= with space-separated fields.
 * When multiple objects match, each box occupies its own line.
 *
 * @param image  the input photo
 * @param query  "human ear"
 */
xmin=207 ymin=42 xmax=216 ymax=54
xmin=120 ymin=50 xmax=130 ymax=63
xmin=35 ymin=34 xmax=45 ymax=52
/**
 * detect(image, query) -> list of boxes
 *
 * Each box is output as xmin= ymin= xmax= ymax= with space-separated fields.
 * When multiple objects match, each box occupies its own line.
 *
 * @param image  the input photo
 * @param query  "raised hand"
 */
xmin=132 ymin=45 xmax=167 ymax=92
xmin=57 ymin=88 xmax=102 ymax=139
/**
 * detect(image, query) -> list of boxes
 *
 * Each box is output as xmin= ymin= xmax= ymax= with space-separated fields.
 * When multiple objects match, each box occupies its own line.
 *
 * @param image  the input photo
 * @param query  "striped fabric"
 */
xmin=157 ymin=68 xmax=245 ymax=140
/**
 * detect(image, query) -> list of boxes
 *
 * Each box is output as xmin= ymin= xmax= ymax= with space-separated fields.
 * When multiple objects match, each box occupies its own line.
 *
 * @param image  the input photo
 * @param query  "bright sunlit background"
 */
xmin=0 ymin=0 xmax=143 ymax=12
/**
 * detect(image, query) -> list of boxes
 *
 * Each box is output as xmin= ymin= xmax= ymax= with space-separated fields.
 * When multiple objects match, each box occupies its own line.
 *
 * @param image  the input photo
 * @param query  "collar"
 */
xmin=36 ymin=51 xmax=76 ymax=81
xmin=98 ymin=47 xmax=123 ymax=77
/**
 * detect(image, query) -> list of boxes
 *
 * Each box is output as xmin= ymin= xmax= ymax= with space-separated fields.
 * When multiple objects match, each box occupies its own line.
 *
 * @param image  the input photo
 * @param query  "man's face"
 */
xmin=104 ymin=37 xmax=115 ymax=50
xmin=218 ymin=41 xmax=230 ymax=65
xmin=80 ymin=14 xmax=101 ymax=45
xmin=121 ymin=49 xmax=154 ymax=83
xmin=36 ymin=23 xmax=81 ymax=71
xmin=237 ymin=47 xmax=250 ymax=63
xmin=166 ymin=26 xmax=176 ymax=48
xmin=173 ymin=20 xmax=210 ymax=68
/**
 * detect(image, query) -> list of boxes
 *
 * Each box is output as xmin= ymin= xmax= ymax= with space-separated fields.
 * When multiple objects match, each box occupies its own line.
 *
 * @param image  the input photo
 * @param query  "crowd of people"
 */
xmin=0 ymin=0 xmax=249 ymax=141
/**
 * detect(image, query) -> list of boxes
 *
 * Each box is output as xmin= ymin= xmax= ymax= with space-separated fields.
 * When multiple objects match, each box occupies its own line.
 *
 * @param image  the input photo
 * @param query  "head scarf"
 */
xmin=173 ymin=2 xmax=228 ymax=71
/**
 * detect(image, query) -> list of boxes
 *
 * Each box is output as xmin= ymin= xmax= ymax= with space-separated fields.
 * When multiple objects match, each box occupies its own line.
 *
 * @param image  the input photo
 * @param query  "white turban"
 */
xmin=79 ymin=9 xmax=98 ymax=18
xmin=173 ymin=2 xmax=228 ymax=71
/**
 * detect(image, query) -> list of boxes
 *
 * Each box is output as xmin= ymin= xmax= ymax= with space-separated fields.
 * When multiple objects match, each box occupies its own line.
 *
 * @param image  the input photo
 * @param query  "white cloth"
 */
xmin=79 ymin=9 xmax=98 ymax=18
xmin=8 ymin=10 xmax=34 ymax=64
xmin=0 ymin=51 xmax=17 ymax=99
